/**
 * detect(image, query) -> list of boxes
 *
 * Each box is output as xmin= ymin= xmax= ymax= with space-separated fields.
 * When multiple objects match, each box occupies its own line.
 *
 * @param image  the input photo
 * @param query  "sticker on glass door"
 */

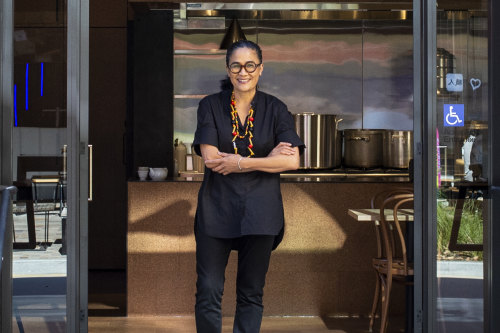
xmin=444 ymin=104 xmax=464 ymax=127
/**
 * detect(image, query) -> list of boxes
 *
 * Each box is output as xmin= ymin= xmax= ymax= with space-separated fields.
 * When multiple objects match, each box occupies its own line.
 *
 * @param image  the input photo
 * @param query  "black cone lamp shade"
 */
xmin=220 ymin=18 xmax=247 ymax=49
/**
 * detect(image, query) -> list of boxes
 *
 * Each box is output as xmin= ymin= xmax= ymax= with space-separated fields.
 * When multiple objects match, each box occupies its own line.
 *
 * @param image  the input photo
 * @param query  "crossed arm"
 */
xmin=200 ymin=142 xmax=300 ymax=175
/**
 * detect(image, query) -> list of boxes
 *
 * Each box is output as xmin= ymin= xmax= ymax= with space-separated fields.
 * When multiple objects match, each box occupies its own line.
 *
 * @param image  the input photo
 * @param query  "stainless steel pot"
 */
xmin=343 ymin=129 xmax=384 ymax=168
xmin=293 ymin=113 xmax=342 ymax=169
xmin=382 ymin=130 xmax=413 ymax=169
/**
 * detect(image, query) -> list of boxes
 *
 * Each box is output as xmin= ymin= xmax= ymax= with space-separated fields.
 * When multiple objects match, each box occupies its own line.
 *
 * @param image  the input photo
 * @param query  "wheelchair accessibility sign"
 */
xmin=444 ymin=104 xmax=464 ymax=127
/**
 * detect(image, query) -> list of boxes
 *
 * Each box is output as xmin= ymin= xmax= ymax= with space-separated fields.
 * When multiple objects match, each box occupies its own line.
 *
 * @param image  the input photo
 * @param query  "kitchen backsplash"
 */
xmin=173 ymin=18 xmax=414 ymax=149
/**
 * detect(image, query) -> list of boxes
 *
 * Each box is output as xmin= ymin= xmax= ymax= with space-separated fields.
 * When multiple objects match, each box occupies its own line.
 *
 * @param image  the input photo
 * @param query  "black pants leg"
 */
xmin=195 ymin=230 xmax=232 ymax=333
xmin=195 ymin=231 xmax=275 ymax=333
xmin=233 ymin=235 xmax=275 ymax=333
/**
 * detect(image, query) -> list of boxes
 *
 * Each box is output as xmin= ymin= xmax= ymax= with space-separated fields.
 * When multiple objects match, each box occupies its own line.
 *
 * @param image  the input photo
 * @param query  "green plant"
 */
xmin=437 ymin=199 xmax=483 ymax=260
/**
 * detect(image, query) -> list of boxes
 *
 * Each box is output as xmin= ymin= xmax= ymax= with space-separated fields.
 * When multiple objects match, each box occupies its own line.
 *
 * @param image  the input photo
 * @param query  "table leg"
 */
xmin=59 ymin=217 xmax=66 ymax=255
xmin=26 ymin=201 xmax=37 ymax=248
xmin=449 ymin=186 xmax=483 ymax=252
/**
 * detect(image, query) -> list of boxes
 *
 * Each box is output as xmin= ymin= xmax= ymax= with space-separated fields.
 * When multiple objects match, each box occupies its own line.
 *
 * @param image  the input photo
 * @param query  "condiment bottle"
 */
xmin=174 ymin=139 xmax=187 ymax=175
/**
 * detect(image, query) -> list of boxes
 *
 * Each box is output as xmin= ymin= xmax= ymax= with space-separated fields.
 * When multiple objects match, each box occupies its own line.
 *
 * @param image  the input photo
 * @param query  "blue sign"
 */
xmin=444 ymin=104 xmax=464 ymax=127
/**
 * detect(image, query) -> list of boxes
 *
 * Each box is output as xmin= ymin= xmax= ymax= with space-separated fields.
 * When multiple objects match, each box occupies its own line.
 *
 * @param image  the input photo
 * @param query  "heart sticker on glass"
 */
xmin=470 ymin=78 xmax=481 ymax=91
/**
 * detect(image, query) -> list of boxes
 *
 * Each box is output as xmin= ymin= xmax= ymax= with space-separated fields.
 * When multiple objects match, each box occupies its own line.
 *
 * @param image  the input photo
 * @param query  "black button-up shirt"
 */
xmin=193 ymin=90 xmax=305 ymax=239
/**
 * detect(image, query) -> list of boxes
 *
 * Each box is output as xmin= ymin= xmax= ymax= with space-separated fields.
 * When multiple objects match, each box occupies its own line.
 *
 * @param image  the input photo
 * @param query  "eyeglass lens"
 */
xmin=229 ymin=62 xmax=260 ymax=74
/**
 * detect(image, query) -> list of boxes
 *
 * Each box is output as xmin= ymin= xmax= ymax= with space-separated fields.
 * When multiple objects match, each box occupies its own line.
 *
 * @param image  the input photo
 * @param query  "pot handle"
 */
xmin=348 ymin=136 xmax=370 ymax=142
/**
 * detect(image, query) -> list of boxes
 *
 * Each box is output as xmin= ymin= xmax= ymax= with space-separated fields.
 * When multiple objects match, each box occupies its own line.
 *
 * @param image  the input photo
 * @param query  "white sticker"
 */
xmin=446 ymin=73 xmax=463 ymax=92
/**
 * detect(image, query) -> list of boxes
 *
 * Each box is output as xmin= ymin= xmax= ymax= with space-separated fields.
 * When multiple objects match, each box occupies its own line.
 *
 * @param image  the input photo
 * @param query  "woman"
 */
xmin=192 ymin=40 xmax=304 ymax=333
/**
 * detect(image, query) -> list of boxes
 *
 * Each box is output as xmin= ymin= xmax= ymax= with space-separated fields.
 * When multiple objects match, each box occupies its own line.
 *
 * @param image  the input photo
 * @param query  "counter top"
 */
xmin=130 ymin=169 xmax=410 ymax=183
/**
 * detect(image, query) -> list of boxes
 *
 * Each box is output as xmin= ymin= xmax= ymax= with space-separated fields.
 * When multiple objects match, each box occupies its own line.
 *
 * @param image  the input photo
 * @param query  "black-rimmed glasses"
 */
xmin=228 ymin=61 xmax=262 ymax=74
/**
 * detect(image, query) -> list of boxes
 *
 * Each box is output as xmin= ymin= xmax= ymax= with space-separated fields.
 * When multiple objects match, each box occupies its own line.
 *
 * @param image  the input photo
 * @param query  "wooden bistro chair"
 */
xmin=31 ymin=176 xmax=62 ymax=247
xmin=369 ymin=191 xmax=414 ymax=333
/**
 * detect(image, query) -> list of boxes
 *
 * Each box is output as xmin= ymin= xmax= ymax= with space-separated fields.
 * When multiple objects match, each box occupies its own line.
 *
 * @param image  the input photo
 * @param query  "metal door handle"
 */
xmin=62 ymin=145 xmax=67 ymax=181
xmin=88 ymin=144 xmax=93 ymax=201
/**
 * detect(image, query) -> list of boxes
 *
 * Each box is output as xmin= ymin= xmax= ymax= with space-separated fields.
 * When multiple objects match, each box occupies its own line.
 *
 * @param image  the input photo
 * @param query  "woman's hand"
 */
xmin=268 ymin=142 xmax=296 ymax=157
xmin=205 ymin=152 xmax=242 ymax=175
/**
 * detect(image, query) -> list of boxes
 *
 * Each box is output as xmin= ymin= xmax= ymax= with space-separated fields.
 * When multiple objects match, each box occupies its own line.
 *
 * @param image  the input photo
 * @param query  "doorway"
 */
xmin=0 ymin=0 xmax=89 ymax=332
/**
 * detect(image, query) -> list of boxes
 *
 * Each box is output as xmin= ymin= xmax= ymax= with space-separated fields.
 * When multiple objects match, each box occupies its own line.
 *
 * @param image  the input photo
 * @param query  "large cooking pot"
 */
xmin=293 ymin=113 xmax=342 ymax=169
xmin=343 ymin=129 xmax=384 ymax=168
xmin=382 ymin=130 xmax=413 ymax=169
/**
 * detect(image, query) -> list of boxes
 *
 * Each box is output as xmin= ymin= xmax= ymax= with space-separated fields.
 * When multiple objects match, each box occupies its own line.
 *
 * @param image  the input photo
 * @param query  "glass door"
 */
xmin=414 ymin=0 xmax=500 ymax=332
xmin=433 ymin=7 xmax=487 ymax=332
xmin=1 ymin=0 xmax=88 ymax=332
xmin=414 ymin=0 xmax=495 ymax=332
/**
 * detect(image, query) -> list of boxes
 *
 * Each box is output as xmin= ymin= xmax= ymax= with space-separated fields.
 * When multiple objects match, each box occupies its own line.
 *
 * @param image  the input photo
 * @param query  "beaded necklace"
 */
xmin=230 ymin=91 xmax=255 ymax=157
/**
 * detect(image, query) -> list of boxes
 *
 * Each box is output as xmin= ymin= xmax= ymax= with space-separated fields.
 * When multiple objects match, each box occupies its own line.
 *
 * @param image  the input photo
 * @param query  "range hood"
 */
xmin=219 ymin=18 xmax=247 ymax=49
xmin=177 ymin=2 xmax=412 ymax=21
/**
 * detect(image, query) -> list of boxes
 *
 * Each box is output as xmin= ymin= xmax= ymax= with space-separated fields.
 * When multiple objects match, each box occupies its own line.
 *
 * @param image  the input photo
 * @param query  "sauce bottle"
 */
xmin=174 ymin=139 xmax=187 ymax=175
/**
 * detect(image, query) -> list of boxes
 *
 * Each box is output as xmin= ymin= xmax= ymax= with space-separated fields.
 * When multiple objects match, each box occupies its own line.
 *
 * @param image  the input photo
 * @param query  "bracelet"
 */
xmin=237 ymin=156 xmax=243 ymax=171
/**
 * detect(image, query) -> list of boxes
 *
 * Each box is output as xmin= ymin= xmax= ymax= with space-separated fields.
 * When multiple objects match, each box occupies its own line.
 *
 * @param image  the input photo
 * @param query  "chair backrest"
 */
xmin=379 ymin=193 xmax=414 ymax=275
xmin=370 ymin=188 xmax=413 ymax=258
xmin=31 ymin=176 xmax=61 ymax=204
xmin=370 ymin=187 xmax=413 ymax=209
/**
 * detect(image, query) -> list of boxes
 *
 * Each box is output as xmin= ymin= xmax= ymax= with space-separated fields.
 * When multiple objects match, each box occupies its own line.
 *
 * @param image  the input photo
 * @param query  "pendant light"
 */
xmin=219 ymin=18 xmax=247 ymax=49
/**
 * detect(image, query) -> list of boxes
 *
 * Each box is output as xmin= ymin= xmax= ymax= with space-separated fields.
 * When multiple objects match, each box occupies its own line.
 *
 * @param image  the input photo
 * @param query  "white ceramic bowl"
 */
xmin=137 ymin=170 xmax=148 ymax=180
xmin=149 ymin=168 xmax=168 ymax=181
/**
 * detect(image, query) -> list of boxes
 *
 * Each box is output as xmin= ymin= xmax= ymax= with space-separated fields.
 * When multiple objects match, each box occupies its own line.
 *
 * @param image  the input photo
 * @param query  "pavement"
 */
xmin=12 ymin=210 xmax=67 ymax=277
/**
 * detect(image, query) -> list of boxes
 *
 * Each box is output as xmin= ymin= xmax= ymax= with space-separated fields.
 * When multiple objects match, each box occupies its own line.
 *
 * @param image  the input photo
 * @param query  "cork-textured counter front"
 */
xmin=128 ymin=181 xmax=410 ymax=316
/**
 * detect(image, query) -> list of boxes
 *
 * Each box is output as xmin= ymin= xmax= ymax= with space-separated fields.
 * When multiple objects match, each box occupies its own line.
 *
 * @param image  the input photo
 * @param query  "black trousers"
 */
xmin=195 ymin=229 xmax=275 ymax=333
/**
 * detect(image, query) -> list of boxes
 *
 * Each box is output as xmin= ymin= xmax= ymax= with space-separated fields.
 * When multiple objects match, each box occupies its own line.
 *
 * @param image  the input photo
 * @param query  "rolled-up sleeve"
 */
xmin=193 ymin=98 xmax=219 ymax=156
xmin=275 ymin=106 xmax=305 ymax=155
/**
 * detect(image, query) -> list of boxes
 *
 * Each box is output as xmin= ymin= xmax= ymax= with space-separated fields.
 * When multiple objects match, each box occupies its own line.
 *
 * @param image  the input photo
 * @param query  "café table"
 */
xmin=348 ymin=207 xmax=414 ymax=333
xmin=348 ymin=208 xmax=414 ymax=222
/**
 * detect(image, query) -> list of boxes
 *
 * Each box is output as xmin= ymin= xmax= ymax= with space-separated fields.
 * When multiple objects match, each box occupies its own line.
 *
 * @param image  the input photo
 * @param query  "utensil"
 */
xmin=343 ymin=129 xmax=384 ymax=168
xmin=382 ymin=130 xmax=413 ymax=169
xmin=137 ymin=170 xmax=148 ymax=181
xmin=293 ymin=113 xmax=342 ymax=169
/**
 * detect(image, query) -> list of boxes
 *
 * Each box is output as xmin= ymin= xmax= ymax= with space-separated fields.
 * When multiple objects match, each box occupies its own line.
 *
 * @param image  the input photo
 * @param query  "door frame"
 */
xmin=67 ymin=0 xmax=89 ymax=332
xmin=487 ymin=1 xmax=500 ymax=331
xmin=0 ymin=0 xmax=14 ymax=331
xmin=413 ymin=0 xmax=438 ymax=331
xmin=415 ymin=1 xmax=500 ymax=332
xmin=0 ymin=0 xmax=89 ymax=331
